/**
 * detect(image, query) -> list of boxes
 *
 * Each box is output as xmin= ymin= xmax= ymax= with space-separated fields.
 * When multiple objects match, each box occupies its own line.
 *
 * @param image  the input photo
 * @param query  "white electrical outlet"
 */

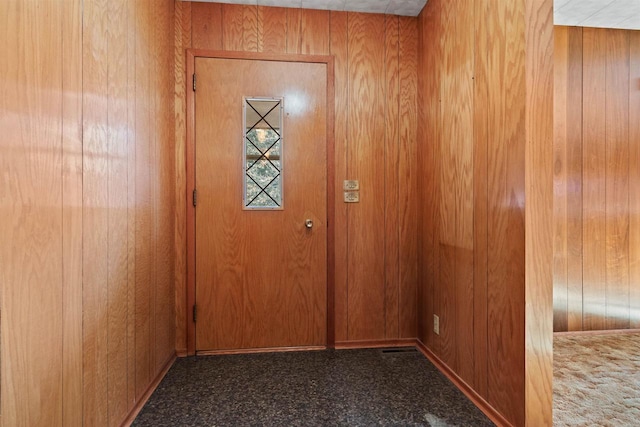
xmin=433 ymin=314 xmax=440 ymax=335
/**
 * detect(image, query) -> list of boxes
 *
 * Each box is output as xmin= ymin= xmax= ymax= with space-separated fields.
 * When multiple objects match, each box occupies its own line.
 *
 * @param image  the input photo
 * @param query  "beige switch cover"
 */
xmin=344 ymin=191 xmax=360 ymax=203
xmin=343 ymin=180 xmax=360 ymax=191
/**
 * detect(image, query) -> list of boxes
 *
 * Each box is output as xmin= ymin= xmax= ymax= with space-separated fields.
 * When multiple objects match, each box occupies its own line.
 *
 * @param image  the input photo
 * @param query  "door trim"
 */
xmin=185 ymin=49 xmax=335 ymax=355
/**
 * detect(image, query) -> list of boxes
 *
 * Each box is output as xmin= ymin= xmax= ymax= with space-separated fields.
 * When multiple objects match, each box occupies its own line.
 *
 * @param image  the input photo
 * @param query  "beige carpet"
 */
xmin=554 ymin=333 xmax=640 ymax=426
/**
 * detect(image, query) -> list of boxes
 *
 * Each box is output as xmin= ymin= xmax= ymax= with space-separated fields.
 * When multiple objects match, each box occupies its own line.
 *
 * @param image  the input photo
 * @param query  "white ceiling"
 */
xmin=186 ymin=0 xmax=427 ymax=16
xmin=554 ymin=0 xmax=640 ymax=29
xmin=184 ymin=0 xmax=640 ymax=29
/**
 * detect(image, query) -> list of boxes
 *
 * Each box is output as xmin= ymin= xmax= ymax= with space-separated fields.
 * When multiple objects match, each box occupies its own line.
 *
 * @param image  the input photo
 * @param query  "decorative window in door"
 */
xmin=243 ymin=97 xmax=284 ymax=209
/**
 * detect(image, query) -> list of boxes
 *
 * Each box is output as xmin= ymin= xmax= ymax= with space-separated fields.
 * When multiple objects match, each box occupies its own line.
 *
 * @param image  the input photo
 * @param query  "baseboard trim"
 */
xmin=334 ymin=338 xmax=416 ymax=349
xmin=120 ymin=352 xmax=177 ymax=427
xmin=196 ymin=345 xmax=326 ymax=356
xmin=176 ymin=348 xmax=188 ymax=357
xmin=415 ymin=340 xmax=512 ymax=427
xmin=554 ymin=328 xmax=640 ymax=337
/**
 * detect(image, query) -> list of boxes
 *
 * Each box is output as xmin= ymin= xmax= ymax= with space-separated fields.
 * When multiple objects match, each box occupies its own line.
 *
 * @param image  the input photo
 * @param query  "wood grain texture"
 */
xmin=604 ymin=30 xmax=630 ymax=330
xmin=630 ymin=32 xmax=640 ymax=329
xmin=524 ymin=0 xmax=554 ymax=425
xmin=346 ymin=13 xmax=386 ymax=341
xmin=192 ymin=2 xmax=222 ymax=50
xmin=154 ymin=0 xmax=176 ymax=374
xmin=329 ymin=11 xmax=349 ymax=343
xmin=174 ymin=0 xmax=191 ymax=355
xmin=582 ymin=27 xmax=608 ymax=331
xmin=384 ymin=15 xmax=400 ymax=340
xmin=83 ymin=0 xmax=110 ymax=423
xmin=194 ymin=57 xmax=327 ymax=351
xmin=553 ymin=26 xmax=584 ymax=333
xmin=258 ymin=6 xmax=287 ymax=53
xmin=222 ymin=4 xmax=258 ymax=52
xmin=106 ymin=0 xmax=129 ymax=423
xmin=472 ymin=0 xmax=489 ymax=398
xmin=564 ymin=28 xmax=584 ymax=333
xmin=1 ymin=1 xmax=64 ymax=425
xmin=553 ymin=26 xmax=569 ymax=332
xmin=2 ymin=0 xmax=176 ymax=424
xmin=417 ymin=0 xmax=554 ymax=424
xmin=62 ymin=0 xmax=84 ymax=424
xmin=417 ymin=1 xmax=441 ymax=352
xmin=437 ymin=0 xmax=456 ymax=370
xmin=453 ymin=0 xmax=474 ymax=386
xmin=398 ymin=16 xmax=418 ymax=339
xmin=286 ymin=8 xmax=302 ymax=53
xmin=134 ymin=0 xmax=152 ymax=401
xmin=300 ymin=9 xmax=330 ymax=55
xmin=126 ymin=0 xmax=139 ymax=410
xmin=553 ymin=27 xmax=640 ymax=333
xmin=484 ymin=0 xmax=526 ymax=421
xmin=177 ymin=3 xmax=418 ymax=346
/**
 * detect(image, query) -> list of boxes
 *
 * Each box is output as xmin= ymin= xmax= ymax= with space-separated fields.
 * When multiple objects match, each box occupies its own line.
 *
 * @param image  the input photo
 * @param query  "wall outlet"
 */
xmin=433 ymin=314 xmax=440 ymax=335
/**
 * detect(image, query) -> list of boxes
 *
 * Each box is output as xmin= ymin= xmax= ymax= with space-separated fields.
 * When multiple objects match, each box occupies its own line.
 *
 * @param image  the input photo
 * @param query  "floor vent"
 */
xmin=380 ymin=347 xmax=418 ymax=354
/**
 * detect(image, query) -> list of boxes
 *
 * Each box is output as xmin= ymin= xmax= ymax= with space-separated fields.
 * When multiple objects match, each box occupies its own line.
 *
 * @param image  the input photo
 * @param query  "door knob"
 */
xmin=305 ymin=219 xmax=313 ymax=229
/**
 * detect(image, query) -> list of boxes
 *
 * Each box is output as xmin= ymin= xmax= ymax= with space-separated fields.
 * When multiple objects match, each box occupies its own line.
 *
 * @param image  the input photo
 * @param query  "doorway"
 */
xmin=186 ymin=51 xmax=335 ymax=354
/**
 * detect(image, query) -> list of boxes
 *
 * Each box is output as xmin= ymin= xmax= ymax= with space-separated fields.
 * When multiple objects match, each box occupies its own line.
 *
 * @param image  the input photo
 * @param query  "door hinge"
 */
xmin=192 ymin=189 xmax=197 ymax=207
xmin=192 ymin=304 xmax=197 ymax=323
xmin=192 ymin=73 xmax=196 ymax=91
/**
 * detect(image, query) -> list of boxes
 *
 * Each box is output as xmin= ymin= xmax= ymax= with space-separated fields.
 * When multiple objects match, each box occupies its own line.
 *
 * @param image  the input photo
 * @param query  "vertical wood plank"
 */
xmin=174 ymin=0 xmax=191 ymax=356
xmin=155 ymin=0 xmax=176 ymax=370
xmin=524 ymin=0 xmax=554 ymax=423
xmin=418 ymin=1 xmax=442 ymax=351
xmin=62 ymin=0 xmax=84 ymax=424
xmin=484 ymin=0 xmax=526 ymax=422
xmin=300 ymin=9 xmax=330 ymax=55
xmin=191 ymin=2 xmax=222 ymax=50
xmin=553 ymin=26 xmax=570 ymax=332
xmin=453 ymin=0 xmax=475 ymax=385
xmin=473 ymin=0 xmax=489 ymax=397
xmin=126 ymin=0 xmax=138 ymax=409
xmin=630 ymin=32 xmax=640 ymax=329
xmin=604 ymin=29 xmax=630 ymax=330
xmin=398 ymin=16 xmax=418 ymax=339
xmin=346 ymin=12 xmax=386 ymax=340
xmin=438 ymin=0 xmax=457 ymax=369
xmin=258 ymin=6 xmax=287 ymax=54
xmin=83 ymin=0 xmax=110 ymax=423
xmin=243 ymin=5 xmax=259 ymax=52
xmin=330 ymin=11 xmax=349 ymax=342
xmin=383 ymin=15 xmax=400 ymax=340
xmin=134 ymin=0 xmax=152 ymax=399
xmin=222 ymin=4 xmax=245 ymax=51
xmin=582 ymin=28 xmax=607 ymax=331
xmin=286 ymin=8 xmax=302 ymax=54
xmin=0 ymin=1 xmax=64 ymax=425
xmin=107 ymin=0 xmax=129 ymax=423
xmin=565 ymin=27 xmax=584 ymax=332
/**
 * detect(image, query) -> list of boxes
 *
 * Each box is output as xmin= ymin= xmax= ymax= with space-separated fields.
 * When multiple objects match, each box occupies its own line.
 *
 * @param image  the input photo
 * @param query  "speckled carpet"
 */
xmin=554 ymin=333 xmax=640 ymax=426
xmin=133 ymin=348 xmax=494 ymax=426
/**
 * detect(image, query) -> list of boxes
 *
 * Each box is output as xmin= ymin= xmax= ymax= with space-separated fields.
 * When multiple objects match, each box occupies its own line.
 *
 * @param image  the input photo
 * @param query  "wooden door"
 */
xmin=194 ymin=57 xmax=328 ymax=352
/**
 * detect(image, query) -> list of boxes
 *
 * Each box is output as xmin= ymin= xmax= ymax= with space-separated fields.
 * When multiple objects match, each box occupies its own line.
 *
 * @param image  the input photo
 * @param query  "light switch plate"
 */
xmin=343 ymin=180 xmax=360 ymax=191
xmin=344 ymin=191 xmax=360 ymax=203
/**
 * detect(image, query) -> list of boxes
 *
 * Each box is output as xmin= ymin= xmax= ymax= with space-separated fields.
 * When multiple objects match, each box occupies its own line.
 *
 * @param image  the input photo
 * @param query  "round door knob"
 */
xmin=305 ymin=219 xmax=313 ymax=229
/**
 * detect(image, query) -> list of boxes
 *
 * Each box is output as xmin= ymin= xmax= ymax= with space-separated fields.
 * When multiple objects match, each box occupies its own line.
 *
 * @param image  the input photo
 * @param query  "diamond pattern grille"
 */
xmin=244 ymin=99 xmax=282 ymax=208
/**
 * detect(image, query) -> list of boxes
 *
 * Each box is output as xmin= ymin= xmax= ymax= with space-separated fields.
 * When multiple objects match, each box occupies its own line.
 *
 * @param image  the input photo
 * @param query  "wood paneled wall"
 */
xmin=554 ymin=26 xmax=640 ymax=332
xmin=417 ymin=0 xmax=553 ymax=425
xmin=0 ymin=0 xmax=176 ymax=425
xmin=174 ymin=2 xmax=418 ymax=350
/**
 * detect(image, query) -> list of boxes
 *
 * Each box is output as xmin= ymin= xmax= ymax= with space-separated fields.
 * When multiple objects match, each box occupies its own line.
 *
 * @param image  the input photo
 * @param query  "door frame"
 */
xmin=185 ymin=49 xmax=335 ymax=355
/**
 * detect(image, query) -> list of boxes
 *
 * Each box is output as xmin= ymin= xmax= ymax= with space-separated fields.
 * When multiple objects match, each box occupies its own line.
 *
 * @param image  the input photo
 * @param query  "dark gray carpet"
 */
xmin=133 ymin=348 xmax=494 ymax=426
